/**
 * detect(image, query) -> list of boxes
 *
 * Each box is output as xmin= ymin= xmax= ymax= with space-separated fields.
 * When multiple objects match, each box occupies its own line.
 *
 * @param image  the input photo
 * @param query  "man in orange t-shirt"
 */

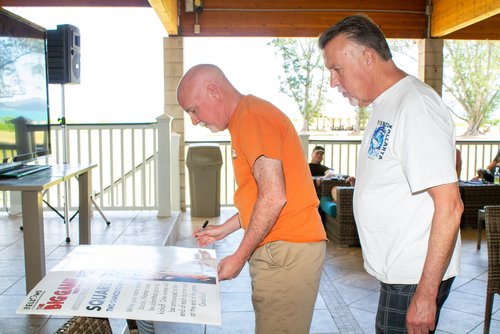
xmin=177 ymin=64 xmax=326 ymax=333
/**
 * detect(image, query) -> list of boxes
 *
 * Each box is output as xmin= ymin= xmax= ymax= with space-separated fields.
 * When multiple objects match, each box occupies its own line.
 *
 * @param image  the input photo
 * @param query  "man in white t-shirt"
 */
xmin=319 ymin=15 xmax=463 ymax=333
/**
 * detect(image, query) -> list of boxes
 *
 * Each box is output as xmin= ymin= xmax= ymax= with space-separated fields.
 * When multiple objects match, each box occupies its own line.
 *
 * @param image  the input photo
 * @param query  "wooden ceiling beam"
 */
xmin=431 ymin=0 xmax=500 ymax=37
xmin=0 ymin=0 xmax=150 ymax=6
xmin=148 ymin=0 xmax=177 ymax=35
xmin=2 ymin=0 xmax=498 ymax=39
xmin=176 ymin=0 xmax=427 ymax=38
xmin=178 ymin=12 xmax=427 ymax=38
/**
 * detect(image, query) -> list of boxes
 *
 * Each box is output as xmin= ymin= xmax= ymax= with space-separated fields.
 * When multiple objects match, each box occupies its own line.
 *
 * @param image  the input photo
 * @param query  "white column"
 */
xmin=157 ymin=114 xmax=172 ymax=217
xmin=418 ymin=39 xmax=444 ymax=96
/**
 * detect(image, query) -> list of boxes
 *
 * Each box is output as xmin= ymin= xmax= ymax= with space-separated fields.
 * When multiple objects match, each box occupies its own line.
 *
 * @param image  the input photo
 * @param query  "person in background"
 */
xmin=309 ymin=145 xmax=334 ymax=179
xmin=309 ymin=145 xmax=335 ymax=222
xmin=486 ymin=149 xmax=500 ymax=172
xmin=319 ymin=15 xmax=463 ymax=333
xmin=177 ymin=64 xmax=327 ymax=334
xmin=471 ymin=149 xmax=500 ymax=182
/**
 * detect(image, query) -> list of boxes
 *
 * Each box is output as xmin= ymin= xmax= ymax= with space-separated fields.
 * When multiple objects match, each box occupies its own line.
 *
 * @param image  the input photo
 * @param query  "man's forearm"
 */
xmin=406 ymin=183 xmax=463 ymax=331
xmin=418 ymin=183 xmax=462 ymax=295
xmin=224 ymin=213 xmax=242 ymax=234
xmin=232 ymin=156 xmax=287 ymax=263
xmin=233 ymin=195 xmax=285 ymax=263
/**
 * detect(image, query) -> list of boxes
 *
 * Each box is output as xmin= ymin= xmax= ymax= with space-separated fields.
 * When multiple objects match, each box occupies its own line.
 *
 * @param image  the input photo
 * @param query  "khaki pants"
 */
xmin=249 ymin=240 xmax=326 ymax=334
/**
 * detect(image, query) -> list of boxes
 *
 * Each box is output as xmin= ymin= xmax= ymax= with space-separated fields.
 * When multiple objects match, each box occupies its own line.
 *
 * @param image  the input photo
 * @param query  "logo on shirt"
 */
xmin=368 ymin=120 xmax=392 ymax=160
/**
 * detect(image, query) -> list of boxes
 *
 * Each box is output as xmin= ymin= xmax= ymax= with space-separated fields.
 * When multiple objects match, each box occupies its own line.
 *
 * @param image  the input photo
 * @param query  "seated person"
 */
xmin=309 ymin=146 xmax=335 ymax=186
xmin=472 ymin=149 xmax=500 ymax=183
xmin=309 ymin=145 xmax=334 ymax=223
xmin=485 ymin=149 xmax=500 ymax=172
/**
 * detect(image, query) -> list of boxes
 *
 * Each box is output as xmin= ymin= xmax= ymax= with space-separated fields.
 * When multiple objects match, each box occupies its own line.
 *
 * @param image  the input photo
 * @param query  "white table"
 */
xmin=0 ymin=163 xmax=96 ymax=293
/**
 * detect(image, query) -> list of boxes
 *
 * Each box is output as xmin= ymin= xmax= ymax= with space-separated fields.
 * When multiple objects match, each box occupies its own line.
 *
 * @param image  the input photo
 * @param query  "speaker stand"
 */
xmin=42 ymin=84 xmax=111 ymax=242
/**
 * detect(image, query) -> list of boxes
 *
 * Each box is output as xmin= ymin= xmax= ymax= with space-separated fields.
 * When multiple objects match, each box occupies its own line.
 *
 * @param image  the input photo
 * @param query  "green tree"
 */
xmin=353 ymin=106 xmax=370 ymax=135
xmin=444 ymin=40 xmax=499 ymax=136
xmin=269 ymin=38 xmax=329 ymax=132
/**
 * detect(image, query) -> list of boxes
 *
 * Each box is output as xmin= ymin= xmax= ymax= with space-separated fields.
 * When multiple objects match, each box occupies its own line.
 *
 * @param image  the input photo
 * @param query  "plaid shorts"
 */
xmin=375 ymin=277 xmax=455 ymax=334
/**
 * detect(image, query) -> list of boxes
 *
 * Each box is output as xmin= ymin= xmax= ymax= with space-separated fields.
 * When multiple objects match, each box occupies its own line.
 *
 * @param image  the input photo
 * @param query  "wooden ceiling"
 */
xmin=2 ymin=0 xmax=499 ymax=39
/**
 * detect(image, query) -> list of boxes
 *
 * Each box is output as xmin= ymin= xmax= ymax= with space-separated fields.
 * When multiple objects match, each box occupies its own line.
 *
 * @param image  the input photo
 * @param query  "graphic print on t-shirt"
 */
xmin=368 ymin=120 xmax=392 ymax=160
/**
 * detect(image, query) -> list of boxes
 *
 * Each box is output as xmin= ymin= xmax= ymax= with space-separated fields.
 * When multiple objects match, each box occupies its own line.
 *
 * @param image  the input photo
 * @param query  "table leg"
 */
xmin=78 ymin=170 xmax=91 ymax=244
xmin=21 ymin=191 xmax=45 ymax=294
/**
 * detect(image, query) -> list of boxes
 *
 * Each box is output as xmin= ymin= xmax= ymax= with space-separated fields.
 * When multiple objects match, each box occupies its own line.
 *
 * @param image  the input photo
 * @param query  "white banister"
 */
xmin=157 ymin=114 xmax=172 ymax=217
xmin=171 ymin=132 xmax=181 ymax=212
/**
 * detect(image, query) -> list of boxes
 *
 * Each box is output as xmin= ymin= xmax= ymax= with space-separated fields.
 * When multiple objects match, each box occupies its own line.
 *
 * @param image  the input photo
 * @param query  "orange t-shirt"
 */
xmin=227 ymin=95 xmax=326 ymax=245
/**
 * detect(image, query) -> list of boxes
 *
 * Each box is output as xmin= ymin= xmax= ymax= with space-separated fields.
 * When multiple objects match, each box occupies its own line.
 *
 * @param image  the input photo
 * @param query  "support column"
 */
xmin=163 ymin=37 xmax=186 ymax=211
xmin=418 ymin=39 xmax=444 ymax=96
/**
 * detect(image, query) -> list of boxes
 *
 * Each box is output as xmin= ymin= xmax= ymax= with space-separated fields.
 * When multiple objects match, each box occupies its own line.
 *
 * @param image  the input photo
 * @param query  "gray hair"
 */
xmin=318 ymin=15 xmax=392 ymax=61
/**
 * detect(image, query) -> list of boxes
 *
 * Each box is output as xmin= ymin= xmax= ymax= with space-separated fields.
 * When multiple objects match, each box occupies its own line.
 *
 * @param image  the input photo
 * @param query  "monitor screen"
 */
xmin=0 ymin=8 xmax=51 ymax=172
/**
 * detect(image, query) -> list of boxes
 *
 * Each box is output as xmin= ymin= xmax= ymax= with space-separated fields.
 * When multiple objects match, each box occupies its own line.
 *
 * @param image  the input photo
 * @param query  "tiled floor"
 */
xmin=0 ymin=207 xmax=499 ymax=333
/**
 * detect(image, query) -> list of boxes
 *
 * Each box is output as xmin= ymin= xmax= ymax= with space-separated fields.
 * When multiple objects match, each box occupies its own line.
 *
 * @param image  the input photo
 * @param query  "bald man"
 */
xmin=177 ymin=64 xmax=326 ymax=334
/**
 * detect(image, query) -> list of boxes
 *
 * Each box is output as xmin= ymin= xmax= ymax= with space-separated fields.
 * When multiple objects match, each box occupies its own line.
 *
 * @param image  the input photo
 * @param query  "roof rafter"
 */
xmin=148 ymin=0 xmax=177 ymax=35
xmin=431 ymin=0 xmax=500 ymax=37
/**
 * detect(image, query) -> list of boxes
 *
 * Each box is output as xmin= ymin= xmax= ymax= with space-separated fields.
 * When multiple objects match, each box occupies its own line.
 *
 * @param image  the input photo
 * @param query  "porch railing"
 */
xmin=1 ymin=122 xmax=498 ymax=211
xmin=1 ymin=123 xmax=159 ymax=212
xmin=185 ymin=138 xmax=500 ymax=207
xmin=51 ymin=123 xmax=159 ymax=210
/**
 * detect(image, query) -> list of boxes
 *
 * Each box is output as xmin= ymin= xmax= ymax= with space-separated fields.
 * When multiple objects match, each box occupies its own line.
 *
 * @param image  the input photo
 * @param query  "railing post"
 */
xmin=157 ymin=114 xmax=172 ymax=217
xmin=299 ymin=132 xmax=310 ymax=159
xmin=171 ymin=132 xmax=180 ymax=212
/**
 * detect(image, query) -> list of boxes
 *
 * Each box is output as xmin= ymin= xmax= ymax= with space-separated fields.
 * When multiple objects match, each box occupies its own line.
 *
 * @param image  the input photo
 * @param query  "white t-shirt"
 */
xmin=354 ymin=75 xmax=461 ymax=284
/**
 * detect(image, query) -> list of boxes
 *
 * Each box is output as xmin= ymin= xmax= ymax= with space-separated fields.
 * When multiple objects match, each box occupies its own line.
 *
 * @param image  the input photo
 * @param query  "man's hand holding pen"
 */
xmin=197 ymin=220 xmax=209 ymax=234
xmin=193 ymin=220 xmax=220 ymax=247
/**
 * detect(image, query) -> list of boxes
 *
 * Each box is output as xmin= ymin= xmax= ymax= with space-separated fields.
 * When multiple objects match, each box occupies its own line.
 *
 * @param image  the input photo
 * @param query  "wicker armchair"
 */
xmin=320 ymin=179 xmax=359 ymax=247
xmin=54 ymin=317 xmax=145 ymax=334
xmin=483 ymin=205 xmax=500 ymax=334
xmin=458 ymin=183 xmax=500 ymax=229
xmin=319 ymin=178 xmax=351 ymax=197
xmin=54 ymin=317 xmax=112 ymax=334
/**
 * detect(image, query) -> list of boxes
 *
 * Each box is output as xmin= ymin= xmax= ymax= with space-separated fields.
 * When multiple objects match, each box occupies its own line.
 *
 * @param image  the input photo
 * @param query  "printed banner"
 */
xmin=17 ymin=245 xmax=220 ymax=325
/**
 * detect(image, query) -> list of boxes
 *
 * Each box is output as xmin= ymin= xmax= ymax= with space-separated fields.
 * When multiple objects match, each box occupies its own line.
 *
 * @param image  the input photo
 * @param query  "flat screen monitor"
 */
xmin=0 ymin=7 xmax=51 ymax=173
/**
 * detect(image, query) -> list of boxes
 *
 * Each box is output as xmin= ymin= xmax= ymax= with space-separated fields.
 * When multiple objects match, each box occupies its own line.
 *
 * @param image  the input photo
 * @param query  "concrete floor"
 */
xmin=0 ymin=207 xmax=498 ymax=333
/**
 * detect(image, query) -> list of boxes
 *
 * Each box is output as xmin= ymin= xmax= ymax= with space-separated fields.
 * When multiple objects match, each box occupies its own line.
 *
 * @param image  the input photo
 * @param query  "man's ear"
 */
xmin=206 ymin=83 xmax=220 ymax=101
xmin=363 ymin=49 xmax=376 ymax=68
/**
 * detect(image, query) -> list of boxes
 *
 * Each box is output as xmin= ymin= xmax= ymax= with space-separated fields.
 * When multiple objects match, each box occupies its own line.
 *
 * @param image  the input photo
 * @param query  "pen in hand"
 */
xmin=195 ymin=220 xmax=209 ymax=237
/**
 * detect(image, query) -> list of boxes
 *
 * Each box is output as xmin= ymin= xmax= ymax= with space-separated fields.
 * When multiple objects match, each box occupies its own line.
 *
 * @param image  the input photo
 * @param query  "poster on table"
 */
xmin=16 ymin=245 xmax=220 ymax=325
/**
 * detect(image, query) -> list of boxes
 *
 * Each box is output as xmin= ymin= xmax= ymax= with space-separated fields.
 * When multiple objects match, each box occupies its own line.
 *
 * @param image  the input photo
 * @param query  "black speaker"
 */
xmin=47 ymin=24 xmax=80 ymax=84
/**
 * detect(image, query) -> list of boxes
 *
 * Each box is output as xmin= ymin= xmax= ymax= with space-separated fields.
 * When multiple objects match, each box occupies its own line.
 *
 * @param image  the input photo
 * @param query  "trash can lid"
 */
xmin=186 ymin=144 xmax=223 ymax=165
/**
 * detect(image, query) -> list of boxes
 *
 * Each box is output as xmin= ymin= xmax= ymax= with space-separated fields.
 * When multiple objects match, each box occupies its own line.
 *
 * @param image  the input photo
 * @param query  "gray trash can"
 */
xmin=186 ymin=144 xmax=223 ymax=217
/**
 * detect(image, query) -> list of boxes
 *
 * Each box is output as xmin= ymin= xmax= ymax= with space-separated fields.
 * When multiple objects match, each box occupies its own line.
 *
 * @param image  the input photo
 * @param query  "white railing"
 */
xmin=308 ymin=139 xmax=499 ymax=182
xmin=185 ymin=138 xmax=500 ymax=207
xmin=0 ymin=123 xmax=159 ymax=212
xmin=2 ymin=125 xmax=498 ymax=212
xmin=48 ymin=123 xmax=158 ymax=210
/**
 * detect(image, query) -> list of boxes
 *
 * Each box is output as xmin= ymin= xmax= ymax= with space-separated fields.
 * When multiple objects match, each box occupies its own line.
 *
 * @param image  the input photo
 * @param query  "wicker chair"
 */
xmin=54 ymin=317 xmax=112 ymax=334
xmin=320 ymin=179 xmax=359 ymax=247
xmin=319 ymin=178 xmax=351 ymax=197
xmin=458 ymin=183 xmax=500 ymax=229
xmin=54 ymin=317 xmax=145 ymax=334
xmin=483 ymin=205 xmax=500 ymax=334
